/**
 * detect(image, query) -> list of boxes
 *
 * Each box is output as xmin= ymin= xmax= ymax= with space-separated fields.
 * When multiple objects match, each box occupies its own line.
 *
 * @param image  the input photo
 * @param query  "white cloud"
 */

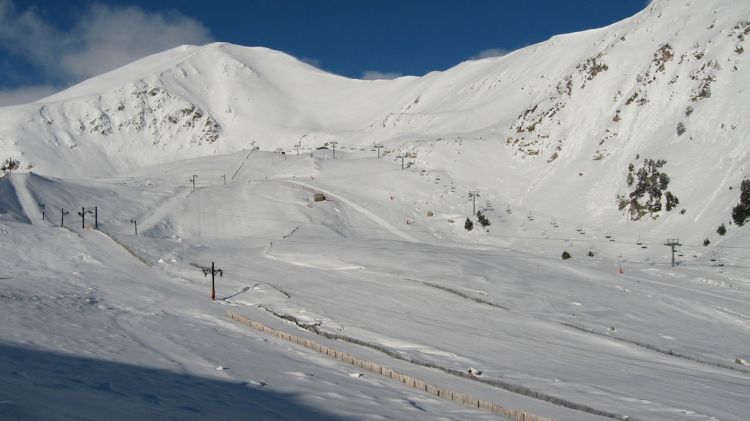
xmin=0 ymin=0 xmax=61 ymax=70
xmin=58 ymin=5 xmax=213 ymax=80
xmin=0 ymin=0 xmax=213 ymax=105
xmin=0 ymin=85 xmax=59 ymax=107
xmin=469 ymin=48 xmax=510 ymax=60
xmin=361 ymin=70 xmax=403 ymax=80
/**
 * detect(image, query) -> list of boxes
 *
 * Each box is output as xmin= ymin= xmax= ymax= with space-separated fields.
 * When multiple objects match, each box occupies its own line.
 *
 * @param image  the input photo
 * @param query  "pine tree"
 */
xmin=622 ymin=158 xmax=678 ymax=219
xmin=665 ymin=191 xmax=679 ymax=211
xmin=1 ymin=158 xmax=18 ymax=174
xmin=731 ymin=179 xmax=750 ymax=226
xmin=464 ymin=217 xmax=473 ymax=231
xmin=717 ymin=223 xmax=727 ymax=236
xmin=476 ymin=211 xmax=490 ymax=227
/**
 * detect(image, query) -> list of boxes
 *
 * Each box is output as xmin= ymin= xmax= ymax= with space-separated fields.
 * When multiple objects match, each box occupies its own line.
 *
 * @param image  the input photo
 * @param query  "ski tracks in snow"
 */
xmin=284 ymin=179 xmax=420 ymax=243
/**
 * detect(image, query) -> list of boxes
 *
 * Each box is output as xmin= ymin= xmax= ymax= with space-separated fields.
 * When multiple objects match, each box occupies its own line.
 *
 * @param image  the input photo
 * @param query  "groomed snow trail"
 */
xmin=284 ymin=179 xmax=420 ymax=243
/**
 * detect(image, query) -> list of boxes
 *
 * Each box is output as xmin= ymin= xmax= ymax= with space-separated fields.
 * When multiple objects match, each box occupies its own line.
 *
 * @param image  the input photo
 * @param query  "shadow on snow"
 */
xmin=0 ymin=341 xmax=354 ymax=421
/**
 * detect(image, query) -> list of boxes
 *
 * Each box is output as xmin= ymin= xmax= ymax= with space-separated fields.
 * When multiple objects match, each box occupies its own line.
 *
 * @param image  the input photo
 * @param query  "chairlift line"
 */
xmin=55 ymin=176 xmax=750 ymax=261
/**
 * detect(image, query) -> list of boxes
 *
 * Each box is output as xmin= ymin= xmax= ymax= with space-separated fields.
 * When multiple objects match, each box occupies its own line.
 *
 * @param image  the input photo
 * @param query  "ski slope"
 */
xmin=1 ymin=147 xmax=749 ymax=420
xmin=1 ymin=0 xmax=750 ymax=419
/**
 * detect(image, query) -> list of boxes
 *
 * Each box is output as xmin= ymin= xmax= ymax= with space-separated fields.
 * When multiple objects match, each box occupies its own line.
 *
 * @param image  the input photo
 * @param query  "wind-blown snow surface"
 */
xmin=1 ymin=0 xmax=750 ymax=420
xmin=2 ymin=149 xmax=749 ymax=420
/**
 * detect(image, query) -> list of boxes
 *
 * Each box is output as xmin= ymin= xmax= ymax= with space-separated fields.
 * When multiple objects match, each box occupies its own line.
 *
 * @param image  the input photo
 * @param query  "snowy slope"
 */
xmin=2 ymin=151 xmax=749 ymax=420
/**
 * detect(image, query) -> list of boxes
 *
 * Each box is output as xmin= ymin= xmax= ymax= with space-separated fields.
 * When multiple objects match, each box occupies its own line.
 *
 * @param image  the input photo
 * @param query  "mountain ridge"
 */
xmin=0 ymin=0 xmax=748 ymax=240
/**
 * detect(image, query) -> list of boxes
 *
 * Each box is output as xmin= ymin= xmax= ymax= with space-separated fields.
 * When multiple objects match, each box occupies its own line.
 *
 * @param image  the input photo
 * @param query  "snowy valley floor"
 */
xmin=1 ymin=150 xmax=749 ymax=420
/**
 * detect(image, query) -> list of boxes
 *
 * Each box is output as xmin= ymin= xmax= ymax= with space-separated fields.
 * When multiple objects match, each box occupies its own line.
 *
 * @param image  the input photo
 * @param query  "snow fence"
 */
xmin=228 ymin=311 xmax=556 ymax=421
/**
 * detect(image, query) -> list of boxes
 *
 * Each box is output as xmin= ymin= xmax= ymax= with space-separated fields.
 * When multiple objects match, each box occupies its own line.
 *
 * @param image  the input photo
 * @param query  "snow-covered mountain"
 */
xmin=0 ymin=1 xmax=745 ymax=161
xmin=2 ymin=2 xmax=750 ymax=420
xmin=2 ymin=0 xmax=749 ymax=238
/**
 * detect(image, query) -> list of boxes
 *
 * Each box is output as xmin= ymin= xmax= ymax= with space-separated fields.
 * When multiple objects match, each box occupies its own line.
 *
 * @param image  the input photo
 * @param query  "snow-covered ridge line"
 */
xmin=254 ymin=306 xmax=629 ymax=420
xmin=102 ymin=230 xmax=154 ymax=267
xmin=559 ymin=321 xmax=750 ymax=374
xmin=405 ymin=278 xmax=512 ymax=311
xmin=228 ymin=311 xmax=560 ymax=421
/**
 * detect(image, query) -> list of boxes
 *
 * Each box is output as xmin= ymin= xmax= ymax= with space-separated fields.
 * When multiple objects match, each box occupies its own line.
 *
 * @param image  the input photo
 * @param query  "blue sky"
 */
xmin=0 ymin=0 xmax=648 ymax=105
